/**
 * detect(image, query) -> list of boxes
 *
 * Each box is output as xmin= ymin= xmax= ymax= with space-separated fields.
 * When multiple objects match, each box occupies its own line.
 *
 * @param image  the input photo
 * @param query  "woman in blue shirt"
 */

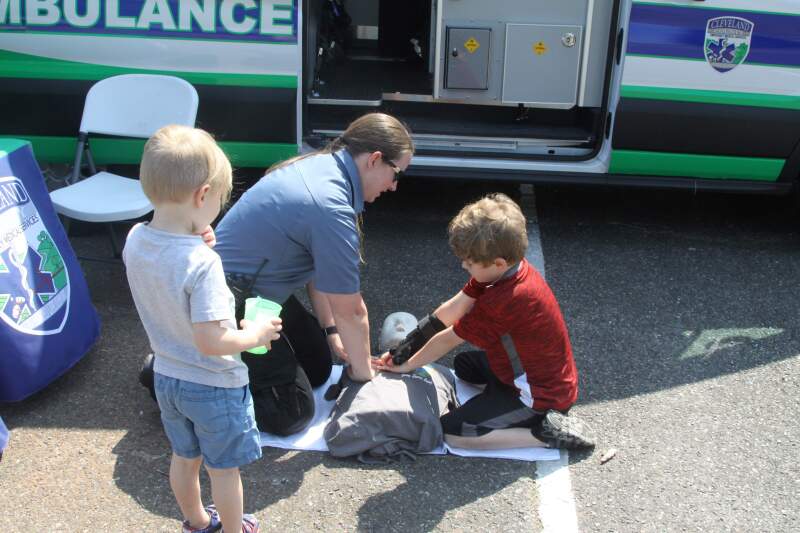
xmin=215 ymin=113 xmax=413 ymax=435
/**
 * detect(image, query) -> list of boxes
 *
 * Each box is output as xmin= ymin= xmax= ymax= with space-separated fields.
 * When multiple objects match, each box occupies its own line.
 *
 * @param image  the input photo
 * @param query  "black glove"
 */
xmin=390 ymin=313 xmax=446 ymax=365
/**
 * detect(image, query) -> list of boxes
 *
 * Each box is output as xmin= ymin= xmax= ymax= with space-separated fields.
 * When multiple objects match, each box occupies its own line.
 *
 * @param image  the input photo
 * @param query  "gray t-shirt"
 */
xmin=123 ymin=223 xmax=248 ymax=388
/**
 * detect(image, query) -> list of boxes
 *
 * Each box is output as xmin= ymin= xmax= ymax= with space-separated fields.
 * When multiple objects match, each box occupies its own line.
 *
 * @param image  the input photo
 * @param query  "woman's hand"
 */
xmin=327 ymin=332 xmax=349 ymax=363
xmin=240 ymin=317 xmax=282 ymax=351
xmin=197 ymin=225 xmax=216 ymax=248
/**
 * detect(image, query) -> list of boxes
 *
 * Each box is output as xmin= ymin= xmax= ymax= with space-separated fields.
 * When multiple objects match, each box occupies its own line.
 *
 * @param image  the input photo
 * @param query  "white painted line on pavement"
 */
xmin=521 ymin=183 xmax=545 ymax=277
xmin=526 ymin=220 xmax=546 ymax=278
xmin=537 ymin=451 xmax=579 ymax=533
xmin=520 ymin=185 xmax=580 ymax=533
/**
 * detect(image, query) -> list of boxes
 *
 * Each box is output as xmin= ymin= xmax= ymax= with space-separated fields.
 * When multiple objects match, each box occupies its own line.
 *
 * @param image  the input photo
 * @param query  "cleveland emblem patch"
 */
xmin=0 ymin=176 xmax=69 ymax=335
xmin=704 ymin=16 xmax=754 ymax=73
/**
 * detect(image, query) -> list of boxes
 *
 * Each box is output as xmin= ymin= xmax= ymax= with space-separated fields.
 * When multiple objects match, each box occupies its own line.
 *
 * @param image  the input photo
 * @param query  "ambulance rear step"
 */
xmin=310 ymin=129 xmax=594 ymax=156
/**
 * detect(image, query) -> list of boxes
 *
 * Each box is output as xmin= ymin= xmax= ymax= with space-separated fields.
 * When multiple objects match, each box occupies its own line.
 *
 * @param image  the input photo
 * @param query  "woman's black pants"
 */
xmin=236 ymin=294 xmax=333 ymax=436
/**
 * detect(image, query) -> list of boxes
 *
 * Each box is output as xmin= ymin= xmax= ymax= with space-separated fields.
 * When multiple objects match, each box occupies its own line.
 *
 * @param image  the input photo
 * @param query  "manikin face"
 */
xmin=461 ymin=257 xmax=510 ymax=284
xmin=359 ymin=151 xmax=412 ymax=203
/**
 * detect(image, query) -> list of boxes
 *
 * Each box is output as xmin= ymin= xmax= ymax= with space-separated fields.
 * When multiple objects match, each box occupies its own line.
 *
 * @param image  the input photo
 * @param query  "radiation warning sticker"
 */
xmin=464 ymin=37 xmax=480 ymax=53
xmin=534 ymin=41 xmax=548 ymax=55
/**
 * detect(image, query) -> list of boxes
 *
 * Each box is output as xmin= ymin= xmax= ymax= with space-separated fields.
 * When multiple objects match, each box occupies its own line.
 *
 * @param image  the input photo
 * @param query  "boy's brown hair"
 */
xmin=448 ymin=193 xmax=528 ymax=265
xmin=140 ymin=125 xmax=232 ymax=205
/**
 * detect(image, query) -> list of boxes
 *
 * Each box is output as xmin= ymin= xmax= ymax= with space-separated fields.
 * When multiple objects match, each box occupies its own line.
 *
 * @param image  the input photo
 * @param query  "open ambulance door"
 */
xmin=301 ymin=0 xmax=622 ymax=174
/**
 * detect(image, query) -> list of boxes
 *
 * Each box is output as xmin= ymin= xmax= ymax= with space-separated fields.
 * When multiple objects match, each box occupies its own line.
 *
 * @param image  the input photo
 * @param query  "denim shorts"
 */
xmin=154 ymin=373 xmax=262 ymax=469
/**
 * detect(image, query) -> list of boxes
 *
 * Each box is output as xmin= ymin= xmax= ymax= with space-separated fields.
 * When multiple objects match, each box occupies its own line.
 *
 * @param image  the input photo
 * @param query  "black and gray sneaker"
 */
xmin=538 ymin=410 xmax=596 ymax=450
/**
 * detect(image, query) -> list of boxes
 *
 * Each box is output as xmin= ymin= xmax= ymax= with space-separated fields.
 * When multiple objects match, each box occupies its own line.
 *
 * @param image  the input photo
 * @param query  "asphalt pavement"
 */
xmin=1 ymin=177 xmax=799 ymax=532
xmin=534 ymin=184 xmax=800 ymax=532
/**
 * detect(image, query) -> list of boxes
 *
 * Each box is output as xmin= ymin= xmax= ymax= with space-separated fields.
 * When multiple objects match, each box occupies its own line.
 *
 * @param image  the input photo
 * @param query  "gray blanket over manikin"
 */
xmin=323 ymin=364 xmax=458 ymax=462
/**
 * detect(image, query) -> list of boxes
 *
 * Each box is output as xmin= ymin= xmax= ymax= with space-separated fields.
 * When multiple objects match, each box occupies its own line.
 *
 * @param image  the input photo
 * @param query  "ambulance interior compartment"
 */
xmin=303 ymin=0 xmax=619 ymax=160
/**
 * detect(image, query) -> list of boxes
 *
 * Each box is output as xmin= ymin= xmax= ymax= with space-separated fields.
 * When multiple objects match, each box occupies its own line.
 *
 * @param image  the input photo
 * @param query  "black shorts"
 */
xmin=441 ymin=351 xmax=568 ymax=437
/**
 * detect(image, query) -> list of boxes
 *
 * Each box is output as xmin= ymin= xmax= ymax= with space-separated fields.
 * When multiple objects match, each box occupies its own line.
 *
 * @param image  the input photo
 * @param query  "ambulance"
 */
xmin=1 ymin=0 xmax=798 ymax=193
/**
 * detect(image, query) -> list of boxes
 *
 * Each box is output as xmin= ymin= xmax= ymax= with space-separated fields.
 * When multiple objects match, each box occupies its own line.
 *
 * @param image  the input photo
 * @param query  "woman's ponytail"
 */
xmin=265 ymin=113 xmax=413 ymax=175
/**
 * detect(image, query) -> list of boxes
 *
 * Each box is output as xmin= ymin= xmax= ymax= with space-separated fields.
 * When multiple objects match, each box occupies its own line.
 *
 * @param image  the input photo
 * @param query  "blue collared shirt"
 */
xmin=216 ymin=149 xmax=364 ymax=303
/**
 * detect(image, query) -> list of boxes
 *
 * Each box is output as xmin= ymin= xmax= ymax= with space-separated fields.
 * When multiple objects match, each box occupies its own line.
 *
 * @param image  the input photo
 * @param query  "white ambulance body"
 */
xmin=1 ymin=0 xmax=798 ymax=192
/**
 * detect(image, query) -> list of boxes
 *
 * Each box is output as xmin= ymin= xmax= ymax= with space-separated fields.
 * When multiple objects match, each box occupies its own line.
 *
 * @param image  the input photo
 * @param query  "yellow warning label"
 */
xmin=534 ymin=41 xmax=548 ymax=55
xmin=464 ymin=37 xmax=480 ymax=54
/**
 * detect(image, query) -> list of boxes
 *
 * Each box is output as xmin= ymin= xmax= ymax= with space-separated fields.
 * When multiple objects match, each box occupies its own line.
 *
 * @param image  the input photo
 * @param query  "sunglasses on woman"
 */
xmin=385 ymin=159 xmax=403 ymax=182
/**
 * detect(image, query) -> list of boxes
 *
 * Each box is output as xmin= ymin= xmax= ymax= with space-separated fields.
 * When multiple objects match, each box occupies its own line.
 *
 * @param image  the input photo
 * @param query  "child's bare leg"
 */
xmin=206 ymin=465 xmax=243 ymax=532
xmin=170 ymin=454 xmax=210 ymax=528
xmin=445 ymin=428 xmax=547 ymax=450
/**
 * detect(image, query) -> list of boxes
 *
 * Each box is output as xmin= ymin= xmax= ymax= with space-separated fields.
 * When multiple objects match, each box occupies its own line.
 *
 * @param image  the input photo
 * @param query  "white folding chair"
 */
xmin=49 ymin=74 xmax=199 ymax=259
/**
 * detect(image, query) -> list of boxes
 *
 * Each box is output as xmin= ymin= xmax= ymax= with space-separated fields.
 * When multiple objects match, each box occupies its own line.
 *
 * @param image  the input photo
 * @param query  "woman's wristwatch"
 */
xmin=323 ymin=325 xmax=338 ymax=336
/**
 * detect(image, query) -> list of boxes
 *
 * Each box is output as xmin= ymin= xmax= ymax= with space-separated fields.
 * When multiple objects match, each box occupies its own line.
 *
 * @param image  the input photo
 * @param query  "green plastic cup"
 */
xmin=244 ymin=297 xmax=282 ymax=354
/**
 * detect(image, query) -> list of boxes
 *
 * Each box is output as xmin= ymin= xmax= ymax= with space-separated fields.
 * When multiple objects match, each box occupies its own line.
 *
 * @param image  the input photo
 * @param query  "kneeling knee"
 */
xmin=440 ymin=413 xmax=460 ymax=437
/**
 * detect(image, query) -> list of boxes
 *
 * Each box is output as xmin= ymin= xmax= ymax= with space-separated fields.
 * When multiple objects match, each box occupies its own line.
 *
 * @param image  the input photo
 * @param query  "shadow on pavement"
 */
xmin=109 ymin=407 xmax=541 ymax=530
xmin=534 ymin=184 xmax=800 ymax=406
xmin=5 ymin=179 xmax=798 ymax=427
xmin=4 ymin=177 xmax=798 ymax=528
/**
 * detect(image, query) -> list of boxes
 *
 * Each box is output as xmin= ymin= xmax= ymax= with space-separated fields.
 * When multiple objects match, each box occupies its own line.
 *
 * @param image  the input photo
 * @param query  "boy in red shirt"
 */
xmin=376 ymin=193 xmax=594 ymax=450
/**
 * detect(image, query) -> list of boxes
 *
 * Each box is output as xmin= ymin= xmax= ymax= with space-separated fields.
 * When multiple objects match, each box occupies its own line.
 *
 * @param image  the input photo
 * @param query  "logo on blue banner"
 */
xmin=0 ymin=176 xmax=69 ymax=335
xmin=704 ymin=16 xmax=754 ymax=73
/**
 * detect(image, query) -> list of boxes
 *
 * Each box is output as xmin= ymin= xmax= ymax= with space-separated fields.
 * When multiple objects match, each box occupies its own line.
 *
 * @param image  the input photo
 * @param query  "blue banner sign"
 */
xmin=0 ymin=140 xmax=100 ymax=402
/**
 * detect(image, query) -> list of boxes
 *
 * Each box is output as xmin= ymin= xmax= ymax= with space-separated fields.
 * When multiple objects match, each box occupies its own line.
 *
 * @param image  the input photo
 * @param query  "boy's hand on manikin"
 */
xmin=372 ymin=352 xmax=393 ymax=368
xmin=197 ymin=225 xmax=217 ymax=248
xmin=378 ymin=361 xmax=411 ymax=374
xmin=240 ymin=317 xmax=282 ymax=351
xmin=374 ymin=352 xmax=411 ymax=374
